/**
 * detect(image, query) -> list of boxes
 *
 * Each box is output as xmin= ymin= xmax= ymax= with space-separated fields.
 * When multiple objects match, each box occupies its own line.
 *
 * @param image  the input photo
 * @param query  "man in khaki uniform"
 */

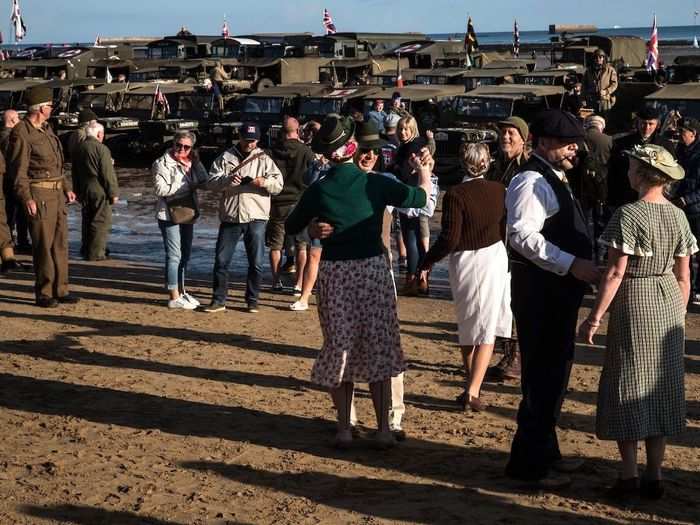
xmin=7 ymin=86 xmax=79 ymax=308
xmin=583 ymin=49 xmax=618 ymax=118
xmin=72 ymin=122 xmax=119 ymax=261
xmin=0 ymin=149 xmax=21 ymax=274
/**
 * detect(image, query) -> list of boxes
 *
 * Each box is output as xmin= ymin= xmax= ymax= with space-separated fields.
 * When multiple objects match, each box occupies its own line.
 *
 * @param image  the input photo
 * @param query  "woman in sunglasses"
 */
xmin=152 ymin=131 xmax=209 ymax=309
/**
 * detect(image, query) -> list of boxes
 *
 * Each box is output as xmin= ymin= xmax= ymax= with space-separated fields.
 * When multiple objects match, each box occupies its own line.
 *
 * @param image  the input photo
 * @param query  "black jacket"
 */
xmin=270 ymin=138 xmax=314 ymax=207
xmin=675 ymin=138 xmax=700 ymax=216
xmin=607 ymin=130 xmax=676 ymax=208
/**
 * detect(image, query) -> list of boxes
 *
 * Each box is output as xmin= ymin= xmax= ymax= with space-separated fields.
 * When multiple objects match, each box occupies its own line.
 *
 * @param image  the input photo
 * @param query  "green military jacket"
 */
xmin=6 ymin=118 xmax=67 ymax=204
xmin=71 ymin=136 xmax=118 ymax=200
xmin=487 ymin=149 xmax=529 ymax=188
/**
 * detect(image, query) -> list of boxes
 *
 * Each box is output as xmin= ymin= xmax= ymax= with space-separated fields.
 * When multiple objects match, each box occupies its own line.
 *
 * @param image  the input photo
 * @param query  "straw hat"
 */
xmin=624 ymin=144 xmax=685 ymax=180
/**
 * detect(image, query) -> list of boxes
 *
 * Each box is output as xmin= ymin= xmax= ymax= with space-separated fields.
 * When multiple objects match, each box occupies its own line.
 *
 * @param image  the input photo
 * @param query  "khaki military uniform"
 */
xmin=7 ymin=119 xmax=70 ymax=299
xmin=72 ymin=136 xmax=118 ymax=260
xmin=1 ymin=127 xmax=30 ymax=248
xmin=0 ymin=151 xmax=14 ymax=259
xmin=65 ymin=126 xmax=87 ymax=162
xmin=583 ymin=64 xmax=618 ymax=115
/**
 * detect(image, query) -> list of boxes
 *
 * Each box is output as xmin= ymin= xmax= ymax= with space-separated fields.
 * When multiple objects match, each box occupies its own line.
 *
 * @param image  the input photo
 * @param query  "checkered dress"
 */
xmin=596 ymin=201 xmax=698 ymax=441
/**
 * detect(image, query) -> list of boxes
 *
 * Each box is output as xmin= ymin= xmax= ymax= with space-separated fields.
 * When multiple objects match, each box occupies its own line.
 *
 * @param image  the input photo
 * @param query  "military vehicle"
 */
xmin=318 ymin=57 xmax=409 ymax=86
xmin=362 ymin=84 xmax=466 ymax=130
xmin=414 ymin=68 xmax=520 ymax=91
xmin=646 ymin=83 xmax=700 ymax=120
xmin=297 ymin=85 xmax=380 ymax=123
xmin=0 ymin=79 xmax=49 ymax=111
xmin=513 ymin=69 xmax=579 ymax=86
xmin=549 ymin=28 xmax=647 ymax=69
xmin=235 ymin=57 xmax=332 ymax=89
xmin=0 ymin=47 xmax=103 ymax=80
xmin=433 ymin=84 xmax=565 ymax=184
xmin=304 ymin=33 xmax=428 ymax=60
xmin=240 ymin=84 xmax=328 ymax=144
xmin=45 ymin=78 xmax=107 ymax=132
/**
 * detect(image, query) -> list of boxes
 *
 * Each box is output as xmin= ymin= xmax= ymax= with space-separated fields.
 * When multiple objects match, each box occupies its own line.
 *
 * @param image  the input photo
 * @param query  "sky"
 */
xmin=3 ymin=0 xmax=699 ymax=44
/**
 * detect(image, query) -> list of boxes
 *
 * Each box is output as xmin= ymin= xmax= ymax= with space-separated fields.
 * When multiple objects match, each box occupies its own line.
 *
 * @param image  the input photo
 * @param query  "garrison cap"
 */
xmin=78 ymin=108 xmax=98 ymax=124
xmin=530 ymin=109 xmax=584 ymax=140
xmin=25 ymin=86 xmax=53 ymax=107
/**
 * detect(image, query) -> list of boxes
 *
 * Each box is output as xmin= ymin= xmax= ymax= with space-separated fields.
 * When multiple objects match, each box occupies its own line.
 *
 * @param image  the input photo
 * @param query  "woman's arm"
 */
xmin=673 ymin=255 xmax=691 ymax=306
xmin=578 ymin=247 xmax=628 ymax=344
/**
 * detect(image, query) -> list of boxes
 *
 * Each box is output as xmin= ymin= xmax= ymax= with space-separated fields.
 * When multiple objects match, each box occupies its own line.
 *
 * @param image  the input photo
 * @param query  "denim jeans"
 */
xmin=400 ymin=214 xmax=425 ymax=275
xmin=158 ymin=220 xmax=194 ymax=293
xmin=212 ymin=220 xmax=266 ymax=306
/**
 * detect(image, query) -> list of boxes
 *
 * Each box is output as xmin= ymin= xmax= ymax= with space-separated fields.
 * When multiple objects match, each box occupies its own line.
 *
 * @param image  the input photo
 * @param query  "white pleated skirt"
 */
xmin=448 ymin=241 xmax=513 ymax=345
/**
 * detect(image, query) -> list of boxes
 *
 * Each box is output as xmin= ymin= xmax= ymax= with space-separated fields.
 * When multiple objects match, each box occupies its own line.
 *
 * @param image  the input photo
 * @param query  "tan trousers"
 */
xmin=27 ymin=187 xmax=69 ymax=298
xmin=349 ymin=373 xmax=406 ymax=430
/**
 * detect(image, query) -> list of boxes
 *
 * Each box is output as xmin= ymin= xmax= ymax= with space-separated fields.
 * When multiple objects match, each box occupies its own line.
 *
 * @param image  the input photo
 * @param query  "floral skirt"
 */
xmin=311 ymin=255 xmax=405 ymax=389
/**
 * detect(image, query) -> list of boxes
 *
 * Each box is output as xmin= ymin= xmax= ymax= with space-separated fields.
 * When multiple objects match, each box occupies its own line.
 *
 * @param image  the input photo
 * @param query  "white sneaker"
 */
xmin=168 ymin=296 xmax=197 ymax=310
xmin=183 ymin=292 xmax=200 ymax=307
xmin=293 ymin=286 xmax=302 ymax=297
xmin=289 ymin=300 xmax=309 ymax=311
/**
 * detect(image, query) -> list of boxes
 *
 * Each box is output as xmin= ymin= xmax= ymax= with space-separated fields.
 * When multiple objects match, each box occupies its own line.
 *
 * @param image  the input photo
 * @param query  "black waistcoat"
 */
xmin=511 ymin=155 xmax=592 ymax=271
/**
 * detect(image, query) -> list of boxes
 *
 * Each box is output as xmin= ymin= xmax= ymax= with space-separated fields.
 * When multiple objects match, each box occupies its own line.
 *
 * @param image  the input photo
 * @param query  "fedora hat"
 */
xmin=624 ymin=144 xmax=685 ymax=180
xmin=311 ymin=115 xmax=355 ymax=157
xmin=355 ymin=121 xmax=386 ymax=150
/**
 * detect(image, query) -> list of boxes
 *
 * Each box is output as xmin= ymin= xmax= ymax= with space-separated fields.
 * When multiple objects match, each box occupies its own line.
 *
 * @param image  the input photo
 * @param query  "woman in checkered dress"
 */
xmin=579 ymin=144 xmax=697 ymax=499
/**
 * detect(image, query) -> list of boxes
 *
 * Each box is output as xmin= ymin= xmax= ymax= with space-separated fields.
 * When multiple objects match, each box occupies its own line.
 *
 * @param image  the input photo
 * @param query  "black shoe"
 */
xmin=57 ymin=294 xmax=80 ymax=304
xmin=640 ymin=478 xmax=664 ymax=500
xmin=605 ymin=477 xmax=639 ymax=501
xmin=391 ymin=429 xmax=407 ymax=442
xmin=36 ymin=295 xmax=59 ymax=308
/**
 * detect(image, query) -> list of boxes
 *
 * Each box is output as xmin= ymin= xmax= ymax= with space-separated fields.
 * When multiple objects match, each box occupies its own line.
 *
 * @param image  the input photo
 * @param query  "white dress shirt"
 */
xmin=505 ymin=153 xmax=576 ymax=275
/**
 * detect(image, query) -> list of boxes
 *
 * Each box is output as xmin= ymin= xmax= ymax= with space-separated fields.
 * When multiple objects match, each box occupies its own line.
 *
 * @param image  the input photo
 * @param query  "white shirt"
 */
xmin=505 ymin=154 xmax=576 ymax=276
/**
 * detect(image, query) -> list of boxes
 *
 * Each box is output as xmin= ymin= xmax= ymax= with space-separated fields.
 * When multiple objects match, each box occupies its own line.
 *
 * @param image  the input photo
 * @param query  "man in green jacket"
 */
xmin=72 ymin=122 xmax=119 ymax=261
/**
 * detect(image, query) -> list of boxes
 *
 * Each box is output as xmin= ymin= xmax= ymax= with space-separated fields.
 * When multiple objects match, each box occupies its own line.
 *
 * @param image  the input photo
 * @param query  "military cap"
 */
xmin=78 ymin=108 xmax=98 ymax=124
xmin=680 ymin=117 xmax=700 ymax=134
xmin=624 ymin=144 xmax=685 ymax=180
xmin=25 ymin=86 xmax=53 ymax=107
xmin=312 ymin=115 xmax=355 ymax=157
xmin=636 ymin=106 xmax=660 ymax=120
xmin=530 ymin=109 xmax=584 ymax=140
xmin=498 ymin=116 xmax=529 ymax=141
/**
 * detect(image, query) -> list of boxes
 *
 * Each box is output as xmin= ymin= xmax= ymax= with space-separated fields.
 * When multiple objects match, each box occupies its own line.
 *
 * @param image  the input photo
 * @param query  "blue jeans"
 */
xmin=158 ymin=220 xmax=194 ymax=293
xmin=212 ymin=220 xmax=266 ymax=306
xmin=400 ymin=214 xmax=425 ymax=275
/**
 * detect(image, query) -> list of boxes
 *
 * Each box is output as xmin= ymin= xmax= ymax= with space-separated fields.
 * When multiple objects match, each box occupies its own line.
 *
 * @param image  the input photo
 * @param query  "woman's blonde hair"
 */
xmin=629 ymin=158 xmax=670 ymax=187
xmin=397 ymin=115 xmax=419 ymax=142
xmin=459 ymin=143 xmax=491 ymax=177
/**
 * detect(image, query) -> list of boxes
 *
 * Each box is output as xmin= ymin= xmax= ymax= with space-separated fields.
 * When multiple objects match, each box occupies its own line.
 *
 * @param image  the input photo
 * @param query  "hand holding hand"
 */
xmin=408 ymin=147 xmax=435 ymax=172
xmin=570 ymin=258 xmax=601 ymax=284
xmin=309 ymin=219 xmax=334 ymax=239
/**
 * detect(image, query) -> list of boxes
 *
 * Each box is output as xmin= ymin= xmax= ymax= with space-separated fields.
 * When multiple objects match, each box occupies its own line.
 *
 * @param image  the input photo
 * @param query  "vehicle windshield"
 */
xmin=121 ymin=94 xmax=158 ymax=118
xmin=243 ymin=97 xmax=283 ymax=114
xmin=178 ymin=94 xmax=213 ymax=114
xmin=454 ymin=97 xmax=513 ymax=119
xmin=298 ymin=98 xmax=342 ymax=115
xmin=515 ymin=76 xmax=553 ymax=86
xmin=416 ymin=75 xmax=450 ymax=85
xmin=648 ymin=99 xmax=700 ymax=121
xmin=78 ymin=94 xmax=109 ymax=112
xmin=129 ymin=70 xmax=161 ymax=82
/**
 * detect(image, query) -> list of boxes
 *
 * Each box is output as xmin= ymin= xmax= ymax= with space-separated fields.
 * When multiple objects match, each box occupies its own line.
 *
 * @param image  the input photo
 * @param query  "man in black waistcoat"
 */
xmin=504 ymin=109 xmax=601 ymax=489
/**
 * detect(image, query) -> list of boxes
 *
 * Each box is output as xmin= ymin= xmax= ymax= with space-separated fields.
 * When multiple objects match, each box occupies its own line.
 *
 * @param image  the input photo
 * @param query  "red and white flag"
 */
xmin=94 ymin=34 xmax=101 ymax=47
xmin=323 ymin=8 xmax=336 ymax=35
xmin=646 ymin=14 xmax=659 ymax=71
xmin=154 ymin=84 xmax=170 ymax=116
xmin=11 ymin=0 xmax=27 ymax=42
xmin=221 ymin=18 xmax=230 ymax=38
xmin=395 ymin=52 xmax=404 ymax=88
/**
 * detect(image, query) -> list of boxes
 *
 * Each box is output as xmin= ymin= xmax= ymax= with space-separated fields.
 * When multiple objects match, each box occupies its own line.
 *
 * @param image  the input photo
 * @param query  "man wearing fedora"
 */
xmin=203 ymin=122 xmax=282 ymax=313
xmin=7 ymin=86 xmax=79 ymax=308
xmin=504 ymin=109 xmax=600 ymax=488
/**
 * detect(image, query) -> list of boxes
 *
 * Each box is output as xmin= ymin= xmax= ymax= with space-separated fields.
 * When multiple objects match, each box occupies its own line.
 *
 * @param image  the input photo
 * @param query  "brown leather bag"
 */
xmin=166 ymin=192 xmax=199 ymax=224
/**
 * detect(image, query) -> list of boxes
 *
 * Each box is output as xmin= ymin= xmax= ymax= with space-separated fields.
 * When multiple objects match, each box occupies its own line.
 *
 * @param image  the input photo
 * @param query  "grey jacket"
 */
xmin=152 ymin=152 xmax=209 ymax=222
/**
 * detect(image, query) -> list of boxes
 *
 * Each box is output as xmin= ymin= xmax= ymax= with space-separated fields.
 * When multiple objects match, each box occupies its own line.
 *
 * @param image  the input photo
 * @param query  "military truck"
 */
xmin=414 ymin=68 xmax=520 ymax=91
xmin=513 ymin=69 xmax=579 ymax=86
xmin=646 ymin=83 xmax=700 ymax=120
xmin=433 ymin=84 xmax=565 ymax=184
xmin=296 ymin=85 xmax=380 ymax=123
xmin=236 ymin=57 xmax=332 ymax=89
xmin=0 ymin=79 xmax=48 ymax=111
xmin=362 ymin=84 xmax=466 ymax=131
xmin=549 ymin=31 xmax=647 ymax=69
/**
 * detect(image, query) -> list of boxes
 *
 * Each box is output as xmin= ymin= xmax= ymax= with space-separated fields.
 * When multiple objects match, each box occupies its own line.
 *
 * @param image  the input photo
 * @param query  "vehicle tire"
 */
xmin=254 ymin=78 xmax=275 ymax=92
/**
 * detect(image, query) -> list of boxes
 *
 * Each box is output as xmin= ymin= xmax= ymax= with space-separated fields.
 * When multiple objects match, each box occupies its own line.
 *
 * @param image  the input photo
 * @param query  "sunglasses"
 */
xmin=174 ymin=143 xmax=192 ymax=152
xmin=359 ymin=147 xmax=380 ymax=156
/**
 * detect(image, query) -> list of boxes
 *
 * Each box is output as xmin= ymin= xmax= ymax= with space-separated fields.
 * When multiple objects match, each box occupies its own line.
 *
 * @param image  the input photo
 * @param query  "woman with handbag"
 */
xmin=152 ymin=131 xmax=209 ymax=309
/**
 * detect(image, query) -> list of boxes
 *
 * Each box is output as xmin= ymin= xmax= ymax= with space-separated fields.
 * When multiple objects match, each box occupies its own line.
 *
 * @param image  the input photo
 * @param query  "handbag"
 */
xmin=166 ymin=191 xmax=199 ymax=224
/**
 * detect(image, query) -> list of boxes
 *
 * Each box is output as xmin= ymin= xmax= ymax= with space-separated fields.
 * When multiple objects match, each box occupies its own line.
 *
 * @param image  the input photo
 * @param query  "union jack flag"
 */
xmin=323 ymin=8 xmax=336 ymax=35
xmin=513 ymin=19 xmax=520 ymax=58
xmin=222 ymin=18 xmax=230 ymax=38
xmin=154 ymin=84 xmax=170 ymax=116
xmin=646 ymin=14 xmax=659 ymax=71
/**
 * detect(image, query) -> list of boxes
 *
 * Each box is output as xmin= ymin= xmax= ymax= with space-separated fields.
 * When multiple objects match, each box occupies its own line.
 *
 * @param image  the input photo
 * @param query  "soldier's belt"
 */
xmin=30 ymin=180 xmax=63 ymax=190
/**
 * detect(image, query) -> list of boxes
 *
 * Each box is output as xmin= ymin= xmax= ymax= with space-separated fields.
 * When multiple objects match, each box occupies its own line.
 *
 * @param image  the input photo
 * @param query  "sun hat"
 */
xmin=624 ymin=144 xmax=685 ymax=180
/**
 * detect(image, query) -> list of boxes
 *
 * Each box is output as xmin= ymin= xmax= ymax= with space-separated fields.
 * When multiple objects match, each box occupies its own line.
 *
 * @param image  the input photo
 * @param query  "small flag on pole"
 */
xmin=154 ymin=84 xmax=170 ymax=116
xmin=94 ymin=34 xmax=101 ymax=47
xmin=645 ymin=14 xmax=659 ymax=71
xmin=222 ymin=16 xmax=230 ymax=38
xmin=513 ymin=19 xmax=520 ymax=58
xmin=323 ymin=8 xmax=337 ymax=35
xmin=105 ymin=66 xmax=113 ymax=84
xmin=395 ymin=52 xmax=404 ymax=88
xmin=463 ymin=16 xmax=478 ymax=55
xmin=11 ymin=0 xmax=27 ymax=42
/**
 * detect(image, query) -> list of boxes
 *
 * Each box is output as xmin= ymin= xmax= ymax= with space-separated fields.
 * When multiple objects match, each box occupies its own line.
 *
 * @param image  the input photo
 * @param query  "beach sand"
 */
xmin=0 ymin=167 xmax=699 ymax=524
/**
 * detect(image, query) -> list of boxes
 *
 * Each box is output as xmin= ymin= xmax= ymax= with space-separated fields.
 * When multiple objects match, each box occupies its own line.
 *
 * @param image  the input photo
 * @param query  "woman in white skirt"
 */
xmin=420 ymin=143 xmax=512 ymax=411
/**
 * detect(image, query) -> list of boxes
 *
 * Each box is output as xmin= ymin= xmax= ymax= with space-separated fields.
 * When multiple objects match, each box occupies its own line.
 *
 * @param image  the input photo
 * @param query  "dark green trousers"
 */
xmin=80 ymin=189 xmax=112 ymax=260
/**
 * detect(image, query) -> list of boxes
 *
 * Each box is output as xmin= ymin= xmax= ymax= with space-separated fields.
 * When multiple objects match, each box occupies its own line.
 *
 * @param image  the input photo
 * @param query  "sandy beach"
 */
xmin=0 ymin=167 xmax=699 ymax=524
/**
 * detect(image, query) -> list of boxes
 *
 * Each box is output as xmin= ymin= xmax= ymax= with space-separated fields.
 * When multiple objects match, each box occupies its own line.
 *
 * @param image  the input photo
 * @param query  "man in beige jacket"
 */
xmin=583 ymin=49 xmax=618 ymax=118
xmin=203 ymin=122 xmax=283 ymax=313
